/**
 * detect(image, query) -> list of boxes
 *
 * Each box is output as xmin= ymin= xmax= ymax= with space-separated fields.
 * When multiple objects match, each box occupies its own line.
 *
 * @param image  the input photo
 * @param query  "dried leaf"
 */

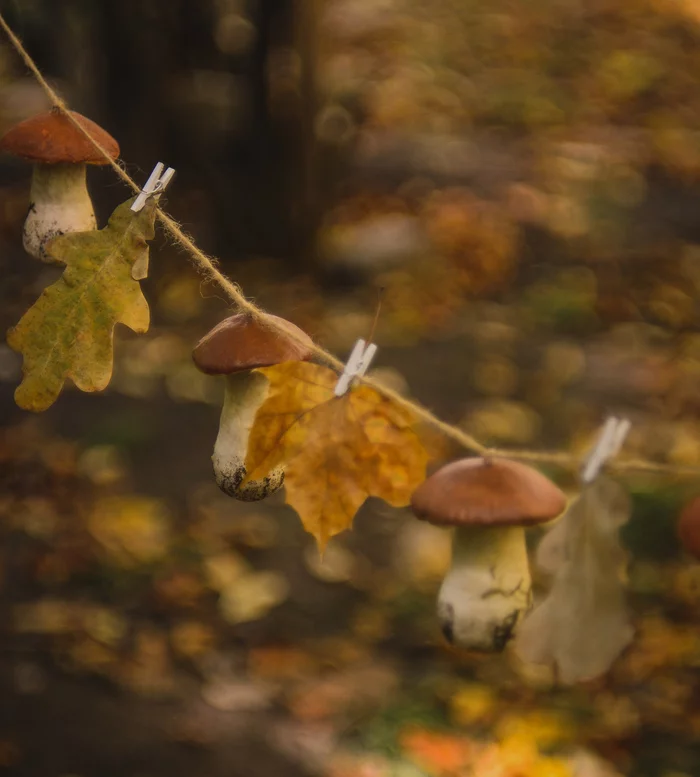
xmin=244 ymin=362 xmax=428 ymax=550
xmin=218 ymin=570 xmax=289 ymax=624
xmin=399 ymin=727 xmax=475 ymax=775
xmin=201 ymin=679 xmax=274 ymax=711
xmin=248 ymin=646 xmax=318 ymax=681
xmin=88 ymin=495 xmax=171 ymax=567
xmin=170 ymin=621 xmax=216 ymax=658
xmin=449 ymin=683 xmax=498 ymax=727
xmin=7 ymin=198 xmax=156 ymax=411
xmin=289 ymin=664 xmax=399 ymax=722
xmin=515 ymin=477 xmax=633 ymax=684
xmin=116 ymin=628 xmax=175 ymax=697
xmin=536 ymin=476 xmax=630 ymax=575
xmin=13 ymin=599 xmax=79 ymax=635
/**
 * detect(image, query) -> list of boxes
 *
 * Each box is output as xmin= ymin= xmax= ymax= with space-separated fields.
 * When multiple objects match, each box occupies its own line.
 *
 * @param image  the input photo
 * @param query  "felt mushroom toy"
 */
xmin=192 ymin=312 xmax=314 ymax=501
xmin=410 ymin=457 xmax=567 ymax=652
xmin=0 ymin=107 xmax=120 ymax=260
xmin=677 ymin=496 xmax=700 ymax=560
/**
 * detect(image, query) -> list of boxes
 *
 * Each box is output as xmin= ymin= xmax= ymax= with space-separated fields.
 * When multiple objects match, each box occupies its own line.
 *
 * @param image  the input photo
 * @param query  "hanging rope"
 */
xmin=1 ymin=12 xmax=699 ymax=479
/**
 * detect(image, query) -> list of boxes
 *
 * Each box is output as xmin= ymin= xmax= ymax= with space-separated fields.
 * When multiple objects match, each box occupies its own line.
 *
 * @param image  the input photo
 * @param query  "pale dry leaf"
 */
xmin=536 ymin=475 xmax=629 ymax=575
xmin=515 ymin=477 xmax=633 ymax=684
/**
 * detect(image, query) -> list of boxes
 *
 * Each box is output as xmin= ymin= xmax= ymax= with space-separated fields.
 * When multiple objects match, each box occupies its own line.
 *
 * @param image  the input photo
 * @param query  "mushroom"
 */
xmin=410 ymin=457 xmax=567 ymax=652
xmin=677 ymin=496 xmax=700 ymax=560
xmin=0 ymin=107 xmax=119 ymax=260
xmin=192 ymin=313 xmax=314 ymax=501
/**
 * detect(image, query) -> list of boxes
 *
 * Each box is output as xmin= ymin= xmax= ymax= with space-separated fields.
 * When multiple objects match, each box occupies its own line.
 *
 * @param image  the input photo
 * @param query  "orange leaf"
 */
xmin=244 ymin=362 xmax=428 ymax=550
xmin=399 ymin=727 xmax=475 ymax=775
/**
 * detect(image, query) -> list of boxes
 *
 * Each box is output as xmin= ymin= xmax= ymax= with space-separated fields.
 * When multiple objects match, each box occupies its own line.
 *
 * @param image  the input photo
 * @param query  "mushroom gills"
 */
xmin=437 ymin=524 xmax=532 ymax=651
xmin=213 ymin=370 xmax=284 ymax=501
xmin=23 ymin=163 xmax=97 ymax=260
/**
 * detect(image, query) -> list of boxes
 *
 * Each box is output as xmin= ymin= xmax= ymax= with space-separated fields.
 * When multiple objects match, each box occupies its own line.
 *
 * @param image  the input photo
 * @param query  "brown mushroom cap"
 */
xmin=677 ymin=496 xmax=700 ymax=560
xmin=192 ymin=313 xmax=314 ymax=375
xmin=0 ymin=108 xmax=119 ymax=164
xmin=411 ymin=457 xmax=567 ymax=527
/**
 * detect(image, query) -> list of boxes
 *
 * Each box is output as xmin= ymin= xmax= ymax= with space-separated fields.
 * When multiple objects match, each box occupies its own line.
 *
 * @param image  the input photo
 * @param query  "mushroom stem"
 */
xmin=24 ymin=163 xmax=97 ymax=260
xmin=213 ymin=371 xmax=284 ymax=501
xmin=437 ymin=525 xmax=532 ymax=651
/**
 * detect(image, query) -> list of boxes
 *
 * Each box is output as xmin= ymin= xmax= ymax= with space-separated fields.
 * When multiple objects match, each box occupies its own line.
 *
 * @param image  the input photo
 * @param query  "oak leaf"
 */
xmin=514 ymin=477 xmax=633 ymax=684
xmin=7 ymin=198 xmax=156 ymax=411
xmin=244 ymin=361 xmax=428 ymax=550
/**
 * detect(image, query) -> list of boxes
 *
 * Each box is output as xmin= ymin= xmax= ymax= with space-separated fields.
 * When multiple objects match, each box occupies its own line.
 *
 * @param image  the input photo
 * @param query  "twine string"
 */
xmin=2 ymin=12 xmax=699 ymax=478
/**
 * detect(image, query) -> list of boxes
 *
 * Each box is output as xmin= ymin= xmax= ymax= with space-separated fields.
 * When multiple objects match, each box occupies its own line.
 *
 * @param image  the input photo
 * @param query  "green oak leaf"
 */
xmin=7 ymin=197 xmax=156 ymax=412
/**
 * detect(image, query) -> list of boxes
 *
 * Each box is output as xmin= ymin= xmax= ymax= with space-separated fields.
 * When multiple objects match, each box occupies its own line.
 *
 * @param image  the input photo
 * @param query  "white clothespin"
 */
xmin=335 ymin=338 xmax=378 ymax=397
xmin=131 ymin=162 xmax=176 ymax=213
xmin=581 ymin=416 xmax=631 ymax=484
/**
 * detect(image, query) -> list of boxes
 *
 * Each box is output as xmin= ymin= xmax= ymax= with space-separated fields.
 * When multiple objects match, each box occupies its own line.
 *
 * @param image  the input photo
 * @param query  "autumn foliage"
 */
xmin=8 ymin=198 xmax=156 ymax=411
xmin=245 ymin=362 xmax=429 ymax=550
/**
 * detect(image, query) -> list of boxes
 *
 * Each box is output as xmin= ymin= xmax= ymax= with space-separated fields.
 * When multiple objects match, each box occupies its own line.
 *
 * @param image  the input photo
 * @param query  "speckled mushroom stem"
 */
xmin=437 ymin=525 xmax=532 ymax=652
xmin=213 ymin=370 xmax=284 ymax=501
xmin=24 ymin=162 xmax=97 ymax=260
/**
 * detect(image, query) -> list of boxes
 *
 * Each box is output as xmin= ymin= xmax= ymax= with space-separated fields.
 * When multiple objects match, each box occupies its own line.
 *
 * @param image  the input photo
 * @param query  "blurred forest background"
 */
xmin=2 ymin=1 xmax=700 ymax=776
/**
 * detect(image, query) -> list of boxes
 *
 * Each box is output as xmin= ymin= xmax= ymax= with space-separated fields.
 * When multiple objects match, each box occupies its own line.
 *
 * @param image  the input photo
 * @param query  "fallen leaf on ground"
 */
xmin=88 ymin=495 xmax=171 ymax=567
xmin=13 ymin=599 xmax=82 ymax=635
xmin=205 ymin=551 xmax=251 ymax=591
xmin=398 ymin=727 xmax=475 ymax=775
xmin=394 ymin=521 xmax=452 ymax=591
xmin=350 ymin=603 xmax=391 ymax=642
xmin=248 ymin=646 xmax=318 ymax=681
xmin=218 ymin=569 xmax=289 ymax=624
xmin=170 ymin=621 xmax=216 ymax=658
xmin=615 ymin=615 xmax=700 ymax=680
xmin=268 ymin=720 xmax=338 ymax=772
xmin=495 ymin=711 xmax=574 ymax=750
xmin=201 ymin=678 xmax=275 ymax=711
xmin=116 ymin=628 xmax=175 ymax=697
xmin=474 ymin=735 xmax=572 ymax=777
xmin=244 ymin=362 xmax=428 ymax=550
xmin=67 ymin=638 xmax=119 ymax=675
xmin=288 ymin=664 xmax=399 ymax=722
xmin=326 ymin=751 xmax=398 ymax=777
xmin=7 ymin=198 xmax=156 ymax=411
xmin=449 ymin=683 xmax=498 ymax=727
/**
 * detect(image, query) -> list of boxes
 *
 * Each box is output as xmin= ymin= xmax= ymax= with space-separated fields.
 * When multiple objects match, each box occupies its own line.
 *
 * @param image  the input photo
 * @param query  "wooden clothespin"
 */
xmin=580 ymin=416 xmax=631 ymax=484
xmin=335 ymin=338 xmax=378 ymax=397
xmin=131 ymin=162 xmax=176 ymax=213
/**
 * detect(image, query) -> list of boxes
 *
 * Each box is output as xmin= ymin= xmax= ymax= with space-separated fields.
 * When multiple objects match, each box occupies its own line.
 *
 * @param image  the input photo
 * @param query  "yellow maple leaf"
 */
xmin=7 ymin=197 xmax=155 ymax=412
xmin=244 ymin=361 xmax=428 ymax=550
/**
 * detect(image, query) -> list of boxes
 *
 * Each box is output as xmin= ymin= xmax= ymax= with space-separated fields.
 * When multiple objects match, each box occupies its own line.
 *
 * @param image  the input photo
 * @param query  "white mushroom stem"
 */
xmin=23 ymin=163 xmax=97 ymax=260
xmin=437 ymin=525 xmax=532 ymax=652
xmin=213 ymin=371 xmax=284 ymax=501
